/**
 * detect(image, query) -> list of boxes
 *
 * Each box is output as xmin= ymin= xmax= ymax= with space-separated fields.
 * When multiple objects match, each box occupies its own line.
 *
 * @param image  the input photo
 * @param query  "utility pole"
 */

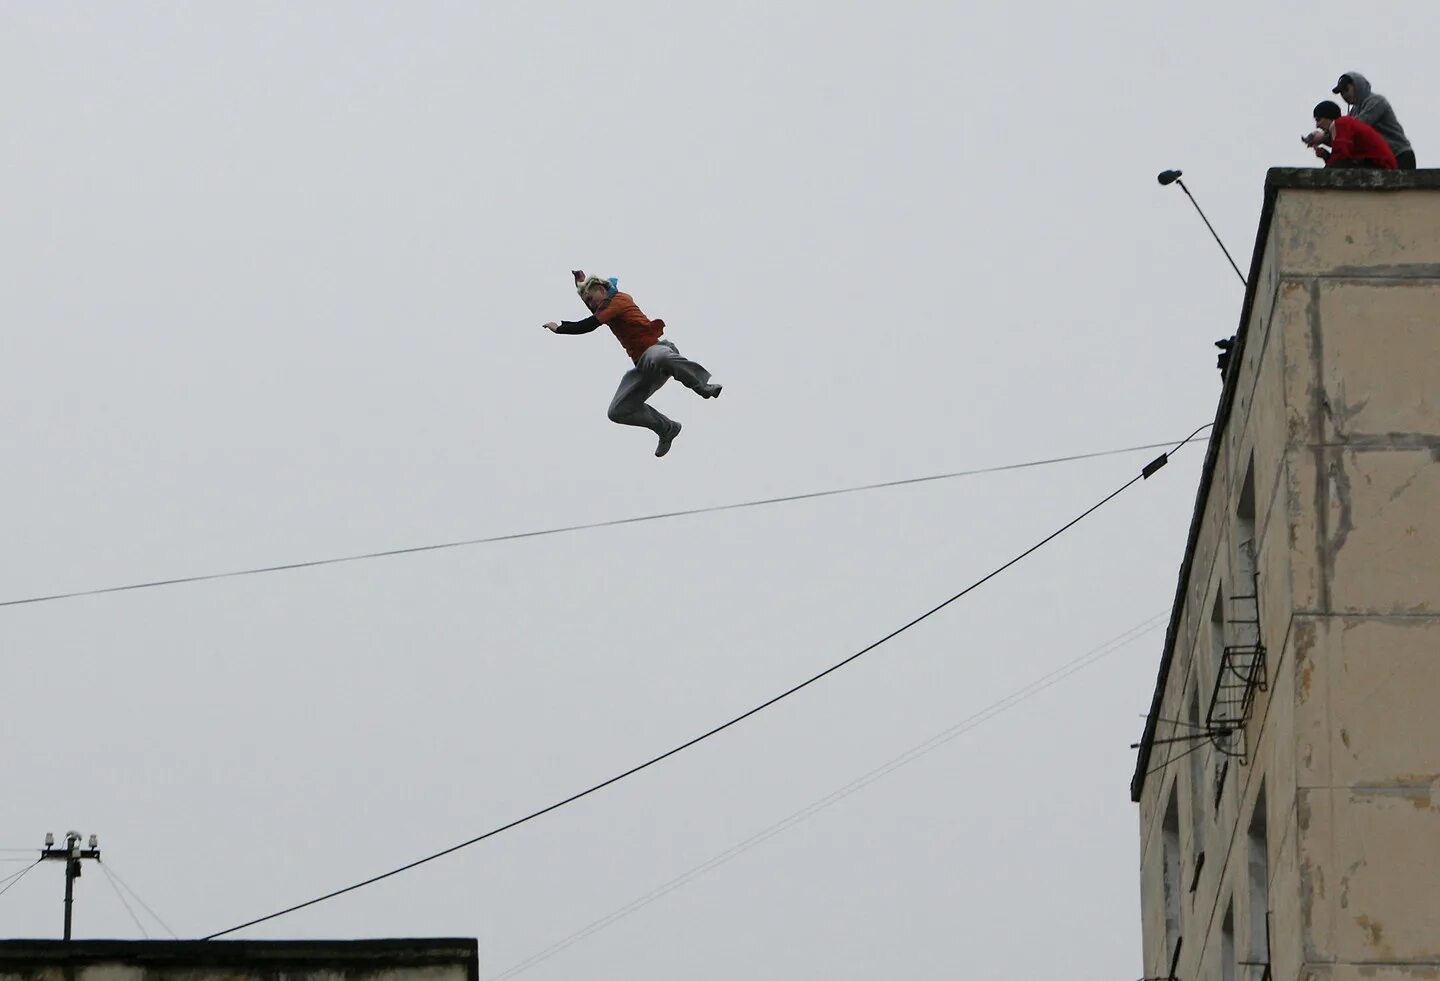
xmin=39 ymin=831 xmax=100 ymax=940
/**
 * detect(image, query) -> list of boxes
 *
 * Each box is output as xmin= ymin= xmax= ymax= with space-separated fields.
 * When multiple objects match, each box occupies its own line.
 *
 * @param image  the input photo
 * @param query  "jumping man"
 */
xmin=544 ymin=271 xmax=722 ymax=457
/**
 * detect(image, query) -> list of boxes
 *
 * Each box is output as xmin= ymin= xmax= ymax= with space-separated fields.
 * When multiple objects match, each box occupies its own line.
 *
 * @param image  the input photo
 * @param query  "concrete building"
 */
xmin=1132 ymin=169 xmax=1440 ymax=981
xmin=0 ymin=940 xmax=478 ymax=981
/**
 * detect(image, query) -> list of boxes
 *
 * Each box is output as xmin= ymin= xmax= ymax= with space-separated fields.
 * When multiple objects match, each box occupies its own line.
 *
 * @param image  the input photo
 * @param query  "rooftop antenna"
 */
xmin=40 ymin=831 xmax=101 ymax=939
xmin=1157 ymin=169 xmax=1248 ymax=287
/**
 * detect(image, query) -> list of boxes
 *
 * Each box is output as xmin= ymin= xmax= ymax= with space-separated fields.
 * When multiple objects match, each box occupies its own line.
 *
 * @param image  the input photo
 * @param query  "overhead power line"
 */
xmin=0 ymin=859 xmax=41 ymax=897
xmin=101 ymin=860 xmax=179 ymax=939
xmin=1 ymin=431 xmax=1210 ymax=612
xmin=99 ymin=863 xmax=149 ymax=938
xmin=489 ymin=611 xmax=1168 ymax=980
xmin=201 ymin=424 xmax=1208 ymax=940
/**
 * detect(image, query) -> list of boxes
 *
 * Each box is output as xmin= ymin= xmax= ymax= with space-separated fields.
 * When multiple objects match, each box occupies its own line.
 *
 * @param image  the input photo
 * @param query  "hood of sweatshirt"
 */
xmin=1341 ymin=70 xmax=1411 ymax=155
xmin=1344 ymin=71 xmax=1374 ymax=108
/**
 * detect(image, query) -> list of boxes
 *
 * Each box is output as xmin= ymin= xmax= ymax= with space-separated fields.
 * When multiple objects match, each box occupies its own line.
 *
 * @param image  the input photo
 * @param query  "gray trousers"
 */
xmin=606 ymin=340 xmax=712 ymax=435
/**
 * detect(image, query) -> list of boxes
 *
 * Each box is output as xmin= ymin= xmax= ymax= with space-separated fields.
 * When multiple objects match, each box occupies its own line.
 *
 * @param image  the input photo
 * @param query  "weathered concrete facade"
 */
xmin=1132 ymin=169 xmax=1440 ymax=981
xmin=0 ymin=940 xmax=478 ymax=981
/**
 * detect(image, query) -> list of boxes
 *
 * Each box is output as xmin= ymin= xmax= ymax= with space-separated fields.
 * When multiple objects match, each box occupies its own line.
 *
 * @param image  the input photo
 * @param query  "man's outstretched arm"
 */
xmin=544 ymin=315 xmax=601 ymax=334
xmin=544 ymin=269 xmax=598 ymax=332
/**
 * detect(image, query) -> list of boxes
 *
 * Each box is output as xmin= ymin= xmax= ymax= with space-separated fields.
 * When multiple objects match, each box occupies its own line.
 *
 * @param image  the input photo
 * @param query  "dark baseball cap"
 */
xmin=1331 ymin=74 xmax=1352 ymax=95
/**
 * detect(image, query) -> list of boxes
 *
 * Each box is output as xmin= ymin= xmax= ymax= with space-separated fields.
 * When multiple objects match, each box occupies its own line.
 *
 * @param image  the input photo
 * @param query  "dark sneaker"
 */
xmin=699 ymin=382 xmax=723 ymax=399
xmin=655 ymin=421 xmax=681 ymax=457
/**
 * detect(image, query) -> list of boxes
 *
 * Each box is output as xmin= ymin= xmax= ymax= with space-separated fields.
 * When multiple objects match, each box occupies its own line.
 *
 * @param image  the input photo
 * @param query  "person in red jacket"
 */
xmin=1304 ymin=101 xmax=1397 ymax=169
xmin=545 ymin=271 xmax=722 ymax=458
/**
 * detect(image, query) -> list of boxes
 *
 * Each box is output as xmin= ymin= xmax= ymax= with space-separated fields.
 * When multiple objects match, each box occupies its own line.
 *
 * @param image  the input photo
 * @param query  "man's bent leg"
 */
xmin=647 ymin=340 xmax=716 ymax=395
xmin=607 ymin=364 xmax=673 ymax=435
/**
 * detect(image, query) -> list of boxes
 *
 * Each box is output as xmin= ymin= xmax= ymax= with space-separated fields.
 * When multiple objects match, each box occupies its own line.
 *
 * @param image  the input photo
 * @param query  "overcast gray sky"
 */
xmin=2 ymin=2 xmax=1435 ymax=977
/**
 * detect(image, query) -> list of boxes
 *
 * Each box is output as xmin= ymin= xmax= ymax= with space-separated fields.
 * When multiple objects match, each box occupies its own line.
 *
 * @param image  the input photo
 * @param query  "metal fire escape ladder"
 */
xmin=1205 ymin=567 xmax=1267 ymax=764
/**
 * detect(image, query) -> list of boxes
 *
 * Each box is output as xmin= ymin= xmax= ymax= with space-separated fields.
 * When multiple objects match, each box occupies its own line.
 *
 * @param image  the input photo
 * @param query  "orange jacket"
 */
xmin=594 ymin=292 xmax=665 ymax=363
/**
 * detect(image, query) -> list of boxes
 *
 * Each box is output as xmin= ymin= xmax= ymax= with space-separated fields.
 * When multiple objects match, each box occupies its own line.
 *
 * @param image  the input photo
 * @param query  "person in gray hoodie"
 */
xmin=1333 ymin=72 xmax=1415 ymax=169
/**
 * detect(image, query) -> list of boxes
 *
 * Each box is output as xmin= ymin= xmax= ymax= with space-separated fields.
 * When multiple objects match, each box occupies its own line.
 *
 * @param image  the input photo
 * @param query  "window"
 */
xmin=1222 ymin=901 xmax=1237 ymax=981
xmin=1211 ymin=593 xmax=1230 ymax=807
xmin=1246 ymin=786 xmax=1271 ymax=979
xmin=1236 ymin=457 xmax=1257 ymax=582
xmin=1235 ymin=457 xmax=1260 ymax=650
xmin=1210 ymin=590 xmax=1226 ymax=679
xmin=1162 ymin=785 xmax=1182 ymax=963
xmin=1187 ymin=681 xmax=1207 ymax=889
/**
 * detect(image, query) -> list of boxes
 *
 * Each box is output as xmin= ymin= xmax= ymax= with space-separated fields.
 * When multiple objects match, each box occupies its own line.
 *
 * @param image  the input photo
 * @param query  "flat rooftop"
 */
xmin=0 ymin=939 xmax=478 ymax=981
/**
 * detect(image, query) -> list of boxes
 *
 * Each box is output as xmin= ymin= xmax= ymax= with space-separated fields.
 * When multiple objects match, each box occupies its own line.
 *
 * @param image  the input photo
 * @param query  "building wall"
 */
xmin=0 ymin=940 xmax=478 ymax=981
xmin=1135 ymin=171 xmax=1440 ymax=981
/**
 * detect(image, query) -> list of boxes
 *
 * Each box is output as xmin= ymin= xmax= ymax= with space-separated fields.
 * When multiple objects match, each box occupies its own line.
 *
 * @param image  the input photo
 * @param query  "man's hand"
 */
xmin=544 ymin=321 xmax=560 ymax=332
xmin=1313 ymin=146 xmax=1330 ymax=161
xmin=571 ymin=269 xmax=585 ymax=284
